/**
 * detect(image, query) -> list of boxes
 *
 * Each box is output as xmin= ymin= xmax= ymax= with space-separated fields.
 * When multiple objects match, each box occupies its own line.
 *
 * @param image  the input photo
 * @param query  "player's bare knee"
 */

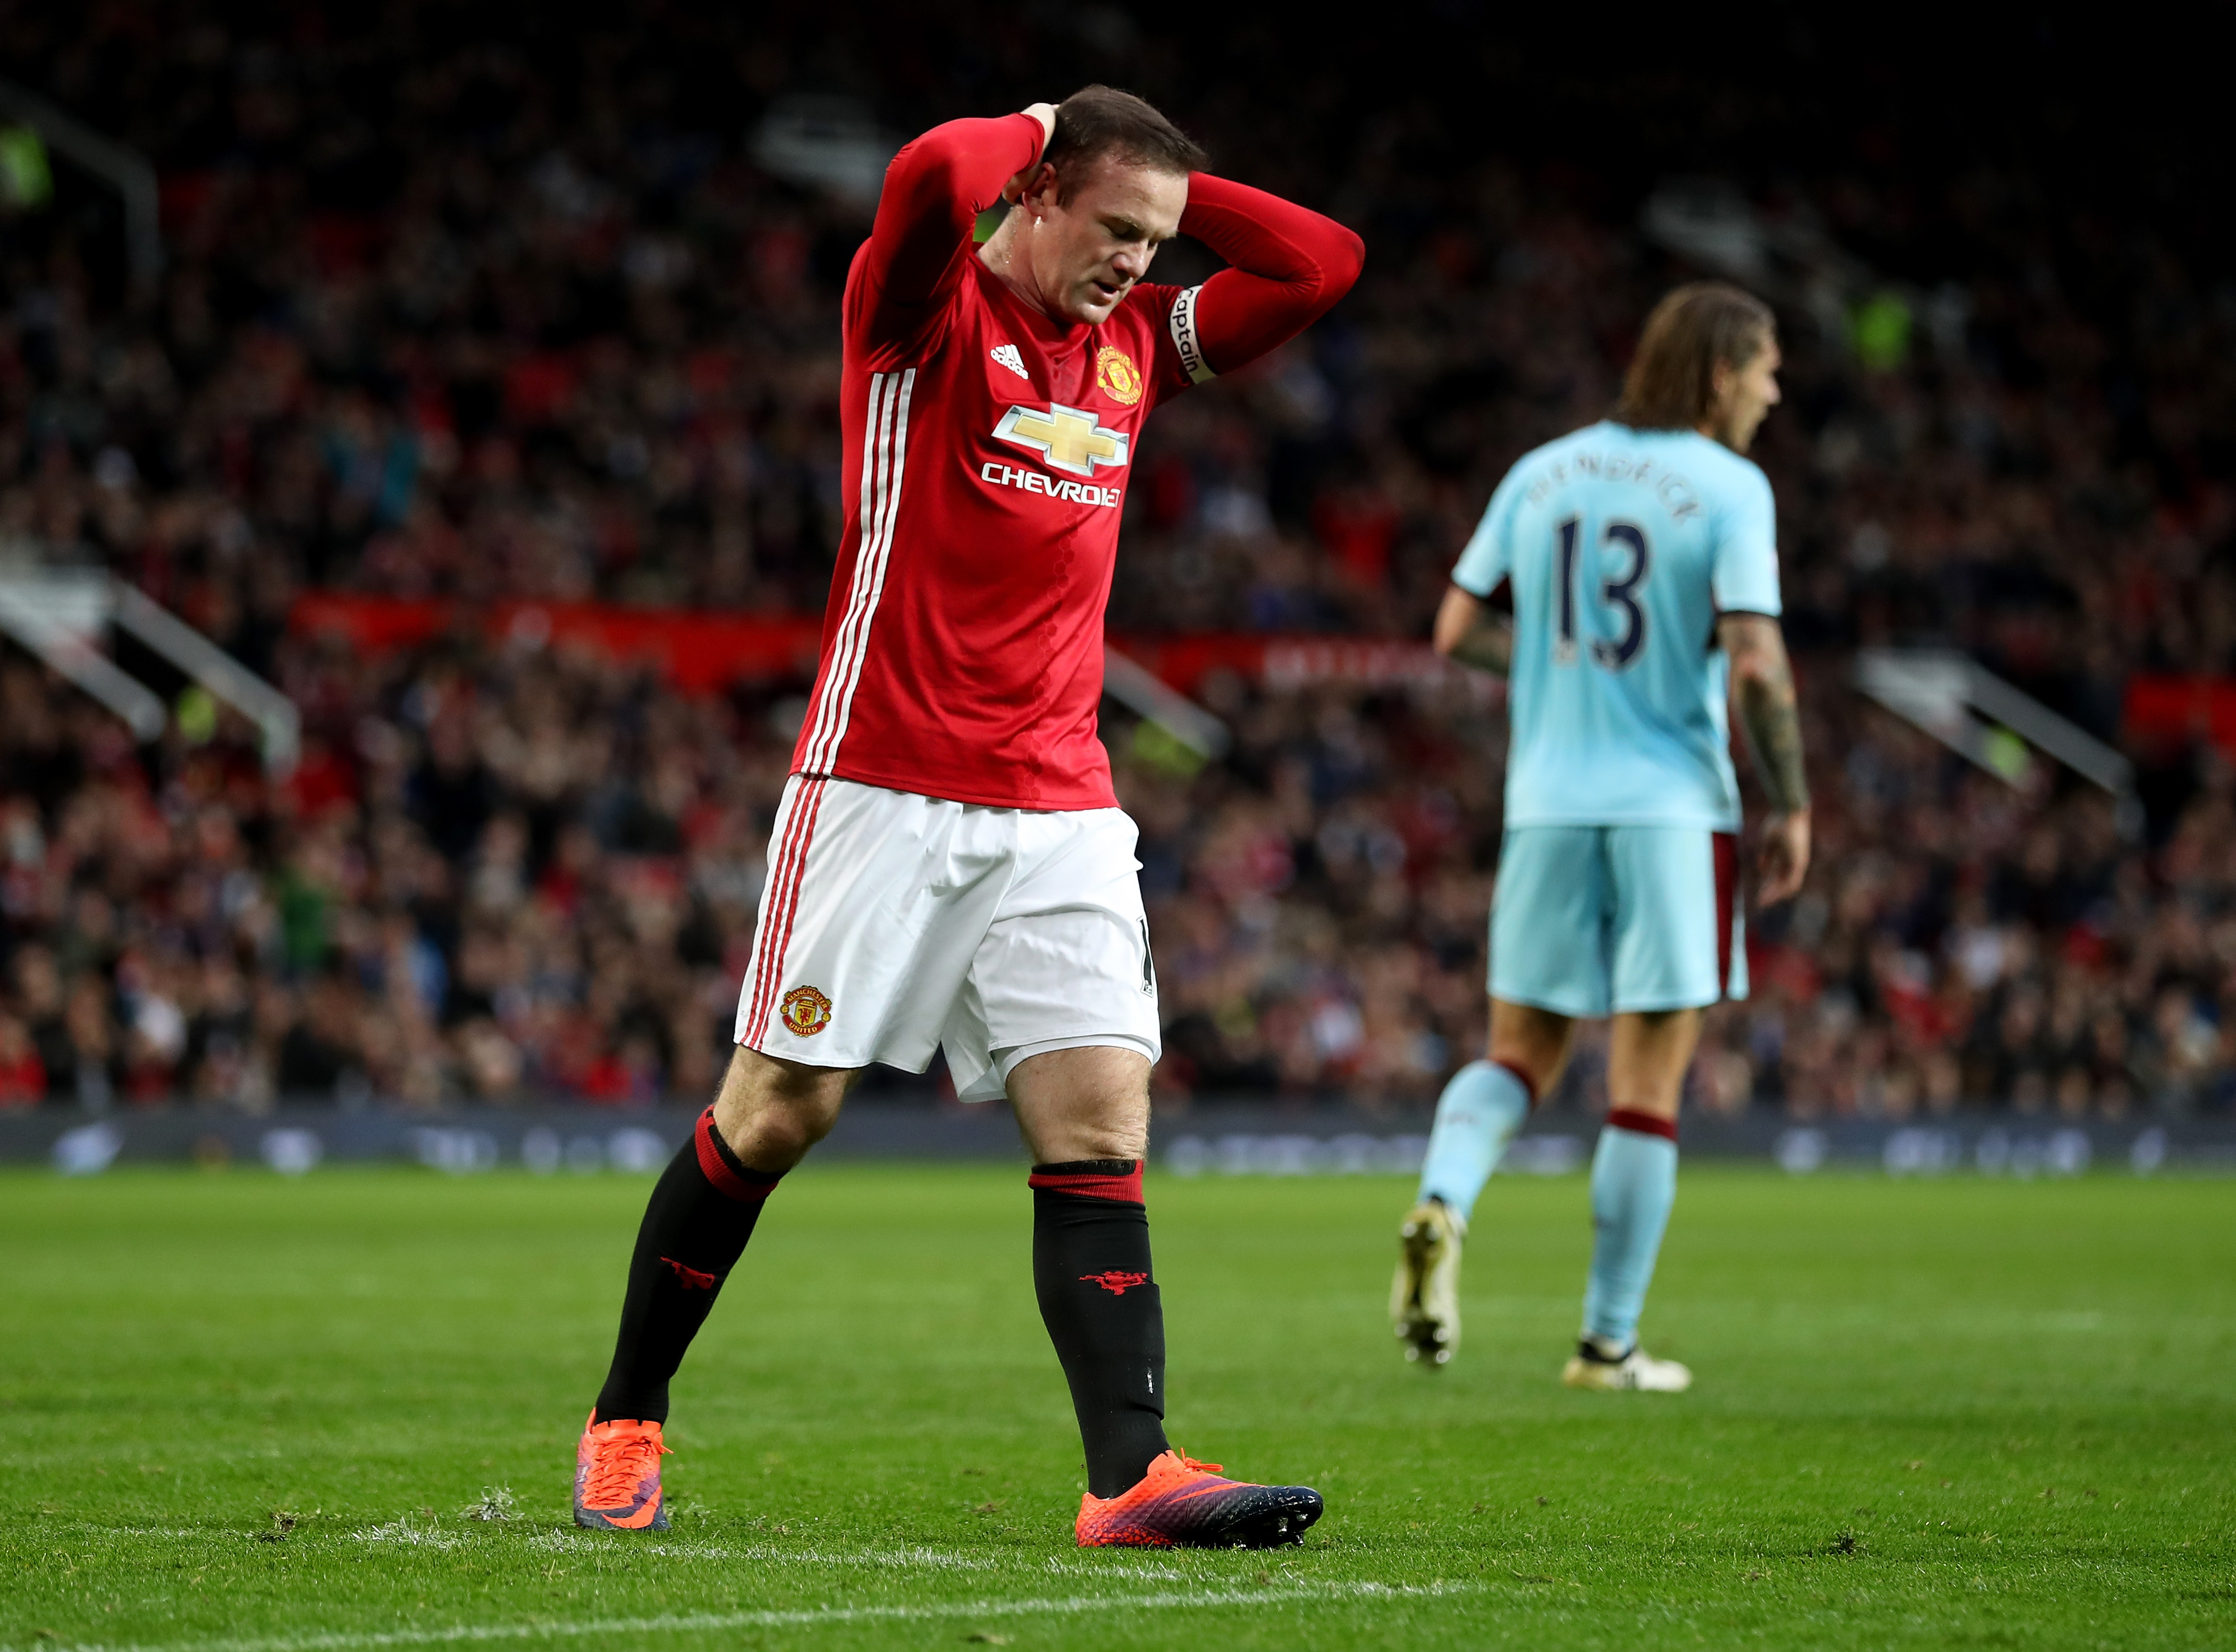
xmin=1079 ymin=1107 xmax=1151 ymax=1161
xmin=1027 ymin=1114 xmax=1148 ymax=1164
xmin=716 ymin=1090 xmax=841 ymax=1171
xmin=1489 ymin=1043 xmax=1567 ymax=1103
xmin=742 ymin=1102 xmax=837 ymax=1165
xmin=711 ymin=1046 xmax=852 ymax=1166
xmin=1487 ymin=1000 xmax=1575 ymax=1102
xmin=1606 ymin=1007 xmax=1702 ymax=1119
xmin=1008 ymin=1046 xmax=1151 ymax=1164
xmin=1018 ymin=1093 xmax=1150 ymax=1162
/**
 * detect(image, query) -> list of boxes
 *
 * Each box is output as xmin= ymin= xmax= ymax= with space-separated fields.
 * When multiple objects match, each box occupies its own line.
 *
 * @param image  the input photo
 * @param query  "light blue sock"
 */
xmin=1581 ymin=1119 xmax=1679 ymax=1350
xmin=1415 ymin=1060 xmax=1532 ymax=1223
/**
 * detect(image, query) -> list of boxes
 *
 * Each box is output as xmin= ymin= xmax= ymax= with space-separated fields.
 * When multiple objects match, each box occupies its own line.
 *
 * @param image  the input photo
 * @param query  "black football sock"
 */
xmin=593 ymin=1107 xmax=781 ymax=1426
xmin=1031 ymin=1159 xmax=1171 ymax=1497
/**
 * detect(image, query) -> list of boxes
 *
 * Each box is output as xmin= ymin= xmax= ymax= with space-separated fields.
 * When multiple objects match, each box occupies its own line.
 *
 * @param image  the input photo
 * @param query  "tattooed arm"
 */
xmin=1432 ymin=584 xmax=1514 ymax=676
xmin=1717 ymin=611 xmax=1811 ymax=905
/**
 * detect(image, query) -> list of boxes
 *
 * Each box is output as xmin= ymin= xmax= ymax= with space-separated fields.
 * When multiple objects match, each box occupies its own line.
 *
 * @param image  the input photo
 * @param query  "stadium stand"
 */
xmin=0 ymin=8 xmax=2231 ymax=1117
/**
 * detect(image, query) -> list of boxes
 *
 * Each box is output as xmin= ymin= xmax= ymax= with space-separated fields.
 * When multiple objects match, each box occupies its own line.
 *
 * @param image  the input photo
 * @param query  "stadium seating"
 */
xmin=0 ymin=7 xmax=2228 ymax=1118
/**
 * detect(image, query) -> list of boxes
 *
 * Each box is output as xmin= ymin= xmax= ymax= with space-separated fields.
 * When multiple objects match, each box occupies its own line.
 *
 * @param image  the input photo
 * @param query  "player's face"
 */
xmin=1714 ymin=336 xmax=1783 ymax=453
xmin=1024 ymin=159 xmax=1187 ymax=325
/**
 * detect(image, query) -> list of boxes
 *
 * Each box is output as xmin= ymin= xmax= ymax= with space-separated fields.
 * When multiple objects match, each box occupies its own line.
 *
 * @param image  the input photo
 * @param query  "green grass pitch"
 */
xmin=2 ymin=1162 xmax=2232 ymax=1650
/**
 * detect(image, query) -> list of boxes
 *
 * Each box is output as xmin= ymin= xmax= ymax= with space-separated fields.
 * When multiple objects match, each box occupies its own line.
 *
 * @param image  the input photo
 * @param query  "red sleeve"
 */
xmin=848 ymin=113 xmax=1046 ymax=363
xmin=1162 ymin=173 xmax=1365 ymax=387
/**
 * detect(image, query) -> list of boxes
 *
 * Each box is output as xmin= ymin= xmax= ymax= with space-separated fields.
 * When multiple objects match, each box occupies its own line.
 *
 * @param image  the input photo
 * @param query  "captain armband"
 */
xmin=1169 ymin=286 xmax=1217 ymax=386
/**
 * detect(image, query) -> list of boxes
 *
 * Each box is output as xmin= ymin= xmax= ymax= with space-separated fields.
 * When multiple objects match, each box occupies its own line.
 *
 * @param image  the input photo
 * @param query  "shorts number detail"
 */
xmin=1553 ymin=517 xmax=1652 ymax=672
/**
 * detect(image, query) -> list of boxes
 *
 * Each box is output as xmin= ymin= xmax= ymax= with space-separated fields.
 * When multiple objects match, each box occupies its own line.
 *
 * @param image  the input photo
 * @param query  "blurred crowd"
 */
xmin=0 ymin=634 xmax=777 ymax=1109
xmin=1 ymin=6 xmax=2232 ymax=1116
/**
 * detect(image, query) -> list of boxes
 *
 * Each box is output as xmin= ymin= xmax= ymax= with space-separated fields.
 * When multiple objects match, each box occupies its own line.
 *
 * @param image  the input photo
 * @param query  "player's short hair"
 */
xmin=1615 ymin=283 xmax=1777 ymax=431
xmin=1043 ymin=85 xmax=1206 ymax=200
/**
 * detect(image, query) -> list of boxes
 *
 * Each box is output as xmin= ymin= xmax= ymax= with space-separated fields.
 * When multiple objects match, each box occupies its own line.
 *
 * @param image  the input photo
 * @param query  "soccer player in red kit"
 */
xmin=573 ymin=88 xmax=1363 ymax=1548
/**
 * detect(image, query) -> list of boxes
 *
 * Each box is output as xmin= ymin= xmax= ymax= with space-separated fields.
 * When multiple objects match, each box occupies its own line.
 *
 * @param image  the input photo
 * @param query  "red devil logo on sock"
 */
xmin=1079 ymin=1270 xmax=1150 ymax=1295
xmin=662 ymin=1257 xmax=719 ymax=1290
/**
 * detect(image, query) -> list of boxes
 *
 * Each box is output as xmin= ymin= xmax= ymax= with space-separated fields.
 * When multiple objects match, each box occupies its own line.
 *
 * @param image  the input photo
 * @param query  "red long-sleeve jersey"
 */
xmin=789 ymin=113 xmax=1364 ymax=809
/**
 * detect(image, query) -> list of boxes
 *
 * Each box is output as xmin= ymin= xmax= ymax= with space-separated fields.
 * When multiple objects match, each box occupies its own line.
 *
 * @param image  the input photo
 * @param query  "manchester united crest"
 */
xmin=1095 ymin=344 xmax=1143 ymax=406
xmin=779 ymin=985 xmax=834 ymax=1037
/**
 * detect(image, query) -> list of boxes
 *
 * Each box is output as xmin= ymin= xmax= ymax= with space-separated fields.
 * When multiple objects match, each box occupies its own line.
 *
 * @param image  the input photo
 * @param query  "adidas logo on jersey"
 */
xmin=990 ymin=344 xmax=1029 ymax=380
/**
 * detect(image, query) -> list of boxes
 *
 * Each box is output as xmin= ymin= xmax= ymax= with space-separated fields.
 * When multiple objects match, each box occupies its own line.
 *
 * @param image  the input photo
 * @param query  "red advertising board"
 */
xmin=288 ymin=595 xmax=1462 ymax=697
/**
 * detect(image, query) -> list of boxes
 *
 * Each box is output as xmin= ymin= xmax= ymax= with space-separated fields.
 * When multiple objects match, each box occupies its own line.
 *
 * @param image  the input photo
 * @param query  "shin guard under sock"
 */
xmin=594 ymin=1107 xmax=781 ymax=1425
xmin=1581 ymin=1110 xmax=1679 ymax=1351
xmin=1416 ymin=1059 xmax=1534 ymax=1221
xmin=1030 ymin=1159 xmax=1171 ymax=1498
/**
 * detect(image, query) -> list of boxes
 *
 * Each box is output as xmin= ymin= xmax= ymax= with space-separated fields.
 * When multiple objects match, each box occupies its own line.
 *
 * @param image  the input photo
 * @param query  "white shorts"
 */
xmin=735 ymin=776 xmax=1162 ymax=1102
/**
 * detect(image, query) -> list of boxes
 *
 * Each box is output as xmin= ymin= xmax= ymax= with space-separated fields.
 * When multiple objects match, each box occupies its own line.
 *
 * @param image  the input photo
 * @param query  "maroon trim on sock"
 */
xmin=694 ymin=1108 xmax=781 ymax=1202
xmin=1605 ymin=1108 xmax=1679 ymax=1142
xmin=1028 ymin=1161 xmax=1145 ymax=1203
xmin=1493 ymin=1058 xmax=1540 ymax=1109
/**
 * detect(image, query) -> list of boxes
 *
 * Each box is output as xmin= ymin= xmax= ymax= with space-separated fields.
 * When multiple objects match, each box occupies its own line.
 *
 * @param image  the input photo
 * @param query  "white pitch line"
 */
xmin=518 ymin=1531 xmax=1002 ymax=1570
xmin=6 ymin=1580 xmax=1483 ymax=1652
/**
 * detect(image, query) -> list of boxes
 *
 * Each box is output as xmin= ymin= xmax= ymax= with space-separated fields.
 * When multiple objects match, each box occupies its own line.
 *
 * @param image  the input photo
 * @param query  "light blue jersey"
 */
xmin=1452 ymin=421 xmax=1780 ymax=831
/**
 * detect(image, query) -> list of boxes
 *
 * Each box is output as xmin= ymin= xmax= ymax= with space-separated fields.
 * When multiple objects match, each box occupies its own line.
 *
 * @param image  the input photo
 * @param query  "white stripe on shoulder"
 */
xmin=1169 ymin=285 xmax=1216 ymax=385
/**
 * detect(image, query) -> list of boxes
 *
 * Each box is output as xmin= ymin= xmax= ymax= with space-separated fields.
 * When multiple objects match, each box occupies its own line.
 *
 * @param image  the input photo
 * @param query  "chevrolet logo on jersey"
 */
xmin=993 ymin=402 xmax=1130 ymax=477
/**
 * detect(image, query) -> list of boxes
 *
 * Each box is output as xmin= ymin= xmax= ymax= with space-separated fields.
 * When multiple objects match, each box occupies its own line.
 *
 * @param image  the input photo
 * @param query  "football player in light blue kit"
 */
xmin=1391 ymin=284 xmax=1812 ymax=1389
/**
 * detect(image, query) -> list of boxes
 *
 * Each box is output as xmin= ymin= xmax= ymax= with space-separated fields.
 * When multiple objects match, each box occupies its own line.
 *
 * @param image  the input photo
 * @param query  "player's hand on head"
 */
xmin=1755 ymin=811 xmax=1811 ymax=907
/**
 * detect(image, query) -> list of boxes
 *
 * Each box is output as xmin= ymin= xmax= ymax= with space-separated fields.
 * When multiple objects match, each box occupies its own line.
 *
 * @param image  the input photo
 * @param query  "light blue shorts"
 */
xmin=1488 ymin=824 xmax=1746 ymax=1018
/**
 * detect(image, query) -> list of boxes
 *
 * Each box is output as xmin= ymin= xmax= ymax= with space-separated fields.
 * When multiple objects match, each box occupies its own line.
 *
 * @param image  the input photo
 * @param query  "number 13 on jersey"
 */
xmin=1553 ymin=516 xmax=1653 ymax=671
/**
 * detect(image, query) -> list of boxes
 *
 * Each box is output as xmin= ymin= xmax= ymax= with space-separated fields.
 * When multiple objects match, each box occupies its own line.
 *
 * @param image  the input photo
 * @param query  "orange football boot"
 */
xmin=1075 ymin=1450 xmax=1323 ymax=1548
xmin=573 ymin=1412 xmax=671 ymax=1530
